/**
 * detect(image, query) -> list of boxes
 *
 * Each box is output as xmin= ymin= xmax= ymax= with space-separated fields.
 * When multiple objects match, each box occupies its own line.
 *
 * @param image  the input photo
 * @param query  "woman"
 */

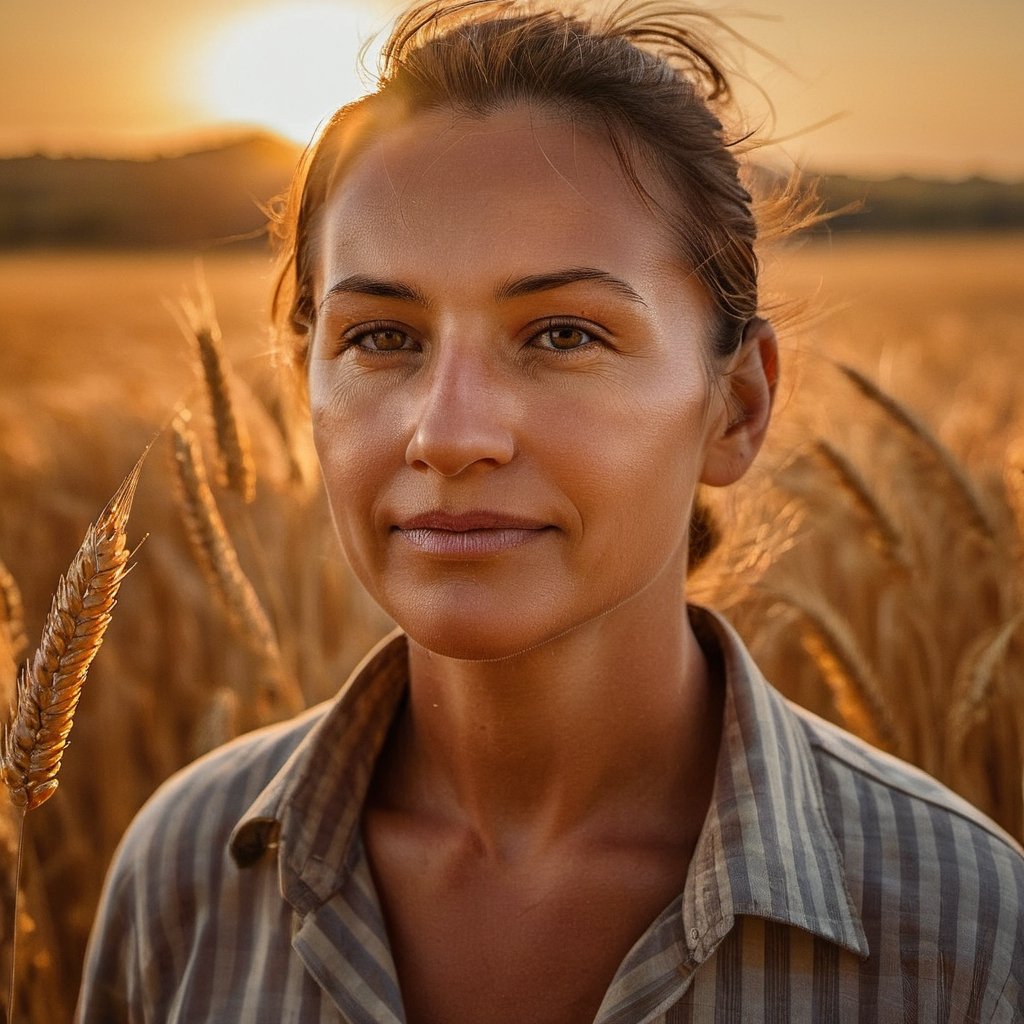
xmin=78 ymin=2 xmax=1023 ymax=1021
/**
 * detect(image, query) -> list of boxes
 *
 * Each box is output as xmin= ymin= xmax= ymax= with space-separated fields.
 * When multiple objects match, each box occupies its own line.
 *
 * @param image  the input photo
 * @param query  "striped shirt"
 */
xmin=77 ymin=607 xmax=1024 ymax=1023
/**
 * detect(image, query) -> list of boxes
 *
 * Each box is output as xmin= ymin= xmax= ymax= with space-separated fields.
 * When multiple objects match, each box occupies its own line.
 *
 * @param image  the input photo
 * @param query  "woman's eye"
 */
xmin=351 ymin=327 xmax=414 ymax=353
xmin=533 ymin=324 xmax=595 ymax=351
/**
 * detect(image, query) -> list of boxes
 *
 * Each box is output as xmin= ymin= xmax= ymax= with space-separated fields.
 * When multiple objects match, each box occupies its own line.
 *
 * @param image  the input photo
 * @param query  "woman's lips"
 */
xmin=392 ymin=511 xmax=554 ymax=557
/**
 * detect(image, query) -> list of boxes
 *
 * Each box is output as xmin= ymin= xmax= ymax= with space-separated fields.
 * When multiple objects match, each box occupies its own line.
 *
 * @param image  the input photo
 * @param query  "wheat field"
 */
xmin=1 ymin=232 xmax=1022 ymax=1019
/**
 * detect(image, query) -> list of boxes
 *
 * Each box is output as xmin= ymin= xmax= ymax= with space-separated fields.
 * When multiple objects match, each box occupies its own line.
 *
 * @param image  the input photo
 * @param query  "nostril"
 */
xmin=405 ymin=414 xmax=516 ymax=476
xmin=404 ymin=361 xmax=517 ymax=474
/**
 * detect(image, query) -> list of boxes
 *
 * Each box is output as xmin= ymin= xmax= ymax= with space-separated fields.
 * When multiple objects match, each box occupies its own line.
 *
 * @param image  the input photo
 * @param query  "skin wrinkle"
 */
xmin=411 ymin=118 xmax=478 ymax=186
xmin=527 ymin=104 xmax=589 ymax=203
xmin=382 ymin=108 xmax=591 ymax=236
xmin=378 ymin=137 xmax=407 ymax=231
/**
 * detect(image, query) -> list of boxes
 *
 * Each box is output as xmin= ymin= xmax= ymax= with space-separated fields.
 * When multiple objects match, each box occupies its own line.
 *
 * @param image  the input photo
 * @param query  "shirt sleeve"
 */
xmin=74 ymin=754 xmax=210 ymax=1024
xmin=75 ymin=828 xmax=148 ymax=1024
xmin=73 ymin=717 xmax=308 ymax=1023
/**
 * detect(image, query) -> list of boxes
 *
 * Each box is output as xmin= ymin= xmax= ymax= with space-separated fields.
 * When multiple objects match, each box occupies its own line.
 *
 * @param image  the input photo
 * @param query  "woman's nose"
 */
xmin=405 ymin=352 xmax=516 ymax=476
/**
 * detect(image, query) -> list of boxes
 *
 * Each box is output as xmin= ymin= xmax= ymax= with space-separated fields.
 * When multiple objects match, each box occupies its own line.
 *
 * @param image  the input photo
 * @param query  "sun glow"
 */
xmin=190 ymin=2 xmax=386 ymax=145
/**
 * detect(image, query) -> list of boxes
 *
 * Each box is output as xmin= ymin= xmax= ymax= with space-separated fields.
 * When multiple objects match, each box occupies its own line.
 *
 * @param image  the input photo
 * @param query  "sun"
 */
xmin=189 ymin=2 xmax=387 ymax=145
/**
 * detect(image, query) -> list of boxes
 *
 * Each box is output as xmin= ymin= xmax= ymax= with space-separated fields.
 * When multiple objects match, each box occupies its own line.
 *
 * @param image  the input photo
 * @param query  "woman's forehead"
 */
xmin=315 ymin=105 xmax=680 ymax=293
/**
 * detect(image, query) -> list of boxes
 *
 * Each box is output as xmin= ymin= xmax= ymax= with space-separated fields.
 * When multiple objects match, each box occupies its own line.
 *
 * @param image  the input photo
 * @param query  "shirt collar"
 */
xmin=230 ymin=628 xmax=409 ymax=914
xmin=229 ymin=608 xmax=868 ymax=957
xmin=684 ymin=606 xmax=868 ymax=960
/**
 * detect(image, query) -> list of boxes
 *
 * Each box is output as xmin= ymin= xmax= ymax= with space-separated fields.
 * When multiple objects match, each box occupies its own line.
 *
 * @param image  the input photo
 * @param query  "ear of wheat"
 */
xmin=0 ymin=561 xmax=27 ymax=667
xmin=174 ymin=291 xmax=256 ymax=504
xmin=948 ymin=612 xmax=1024 ymax=759
xmin=837 ymin=363 xmax=996 ymax=538
xmin=170 ymin=411 xmax=303 ymax=717
xmin=171 ymin=409 xmax=278 ymax=660
xmin=0 ymin=629 xmax=16 ymax=718
xmin=1 ymin=453 xmax=145 ymax=811
xmin=771 ymin=587 xmax=908 ymax=755
xmin=811 ymin=439 xmax=907 ymax=569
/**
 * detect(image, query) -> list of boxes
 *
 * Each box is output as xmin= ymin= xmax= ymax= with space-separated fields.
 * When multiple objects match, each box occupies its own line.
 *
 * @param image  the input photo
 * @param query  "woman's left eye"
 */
xmin=336 ymin=324 xmax=418 ymax=356
xmin=356 ymin=328 xmax=414 ymax=352
xmin=532 ymin=324 xmax=597 ymax=352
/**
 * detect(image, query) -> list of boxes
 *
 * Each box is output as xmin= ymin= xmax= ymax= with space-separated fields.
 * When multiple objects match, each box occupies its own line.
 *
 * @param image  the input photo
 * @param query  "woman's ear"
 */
xmin=700 ymin=318 xmax=779 ymax=487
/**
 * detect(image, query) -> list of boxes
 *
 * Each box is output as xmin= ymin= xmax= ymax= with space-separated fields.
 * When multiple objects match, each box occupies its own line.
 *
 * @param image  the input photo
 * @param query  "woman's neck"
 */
xmin=375 ymin=596 xmax=724 ymax=861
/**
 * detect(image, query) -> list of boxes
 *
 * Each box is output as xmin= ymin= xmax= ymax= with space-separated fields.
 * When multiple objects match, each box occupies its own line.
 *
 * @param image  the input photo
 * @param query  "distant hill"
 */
xmin=0 ymin=134 xmax=301 ymax=249
xmin=815 ymin=173 xmax=1024 ymax=233
xmin=0 ymin=134 xmax=1022 ymax=248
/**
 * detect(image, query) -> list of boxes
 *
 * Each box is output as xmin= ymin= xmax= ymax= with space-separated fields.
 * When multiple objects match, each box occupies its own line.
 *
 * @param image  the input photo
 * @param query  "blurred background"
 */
xmin=3 ymin=0 xmax=1023 ymax=175
xmin=1 ymin=1 xmax=1022 ymax=1019
xmin=2 ymin=0 xmax=1023 ymax=244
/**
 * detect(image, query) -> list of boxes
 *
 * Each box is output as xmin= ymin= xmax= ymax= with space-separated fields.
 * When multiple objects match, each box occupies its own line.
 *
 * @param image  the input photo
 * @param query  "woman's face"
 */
xmin=308 ymin=105 xmax=731 ymax=659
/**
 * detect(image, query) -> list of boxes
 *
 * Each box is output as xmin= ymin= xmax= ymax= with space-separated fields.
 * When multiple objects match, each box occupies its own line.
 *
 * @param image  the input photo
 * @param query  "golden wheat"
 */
xmin=837 ymin=363 xmax=996 ymax=539
xmin=170 ymin=411 xmax=302 ymax=716
xmin=811 ymin=440 xmax=907 ymax=569
xmin=0 ymin=455 xmax=144 ymax=812
xmin=948 ymin=612 xmax=1023 ymax=757
xmin=0 ymin=633 xmax=16 ymax=718
xmin=170 ymin=410 xmax=275 ymax=654
xmin=0 ymin=563 xmax=26 ymax=668
xmin=768 ymin=587 xmax=907 ymax=755
xmin=1002 ymin=448 xmax=1024 ymax=549
xmin=191 ymin=687 xmax=240 ymax=759
xmin=177 ymin=294 xmax=256 ymax=504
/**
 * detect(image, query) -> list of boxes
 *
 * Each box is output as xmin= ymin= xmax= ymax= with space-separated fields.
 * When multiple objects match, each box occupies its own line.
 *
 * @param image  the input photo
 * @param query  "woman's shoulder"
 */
xmin=763 ymin=696 xmax=1022 ymax=1023
xmin=792 ymin=701 xmax=1024 ymax=977
xmin=110 ymin=701 xmax=333 ymax=882
xmin=797 ymin=702 xmax=1022 ymax=857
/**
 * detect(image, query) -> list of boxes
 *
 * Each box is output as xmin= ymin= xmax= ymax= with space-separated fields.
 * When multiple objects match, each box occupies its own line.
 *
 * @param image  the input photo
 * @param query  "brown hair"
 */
xmin=270 ymin=0 xmax=813 ymax=372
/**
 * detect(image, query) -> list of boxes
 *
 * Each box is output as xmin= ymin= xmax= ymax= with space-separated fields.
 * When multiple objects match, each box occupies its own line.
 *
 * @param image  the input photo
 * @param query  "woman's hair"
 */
xmin=270 ymin=0 xmax=814 ymax=372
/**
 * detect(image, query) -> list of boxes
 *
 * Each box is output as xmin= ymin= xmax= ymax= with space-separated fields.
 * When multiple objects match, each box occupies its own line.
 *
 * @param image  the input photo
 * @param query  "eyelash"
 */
xmin=337 ymin=318 xmax=605 ymax=358
xmin=532 ymin=319 xmax=602 ymax=354
xmin=338 ymin=322 xmax=415 ymax=356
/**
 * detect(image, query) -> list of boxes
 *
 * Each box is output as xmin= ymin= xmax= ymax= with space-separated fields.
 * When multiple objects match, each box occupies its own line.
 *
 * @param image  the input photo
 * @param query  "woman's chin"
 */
xmin=369 ymin=577 xmax=566 ymax=662
xmin=402 ymin=622 xmax=545 ymax=662
xmin=388 ymin=606 xmax=565 ymax=662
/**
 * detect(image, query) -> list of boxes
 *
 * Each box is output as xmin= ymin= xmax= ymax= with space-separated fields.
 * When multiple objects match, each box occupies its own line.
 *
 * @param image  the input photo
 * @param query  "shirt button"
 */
xmin=690 ymin=928 xmax=700 ymax=942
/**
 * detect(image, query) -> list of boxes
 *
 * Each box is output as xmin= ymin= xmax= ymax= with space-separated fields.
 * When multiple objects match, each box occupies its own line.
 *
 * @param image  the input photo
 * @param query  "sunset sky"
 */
xmin=2 ymin=0 xmax=1021 ymax=179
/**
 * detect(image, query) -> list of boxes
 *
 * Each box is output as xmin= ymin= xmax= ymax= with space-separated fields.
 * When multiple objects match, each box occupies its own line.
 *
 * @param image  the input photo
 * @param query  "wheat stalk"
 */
xmin=1 ymin=453 xmax=144 ymax=812
xmin=174 ymin=290 xmax=256 ymax=504
xmin=170 ymin=411 xmax=302 ymax=715
xmin=0 ymin=633 xmax=16 ymax=725
xmin=772 ymin=587 xmax=907 ymax=755
xmin=1002 ymin=453 xmax=1024 ymax=549
xmin=810 ymin=440 xmax=908 ymax=569
xmin=948 ymin=611 xmax=1023 ymax=759
xmin=837 ymin=363 xmax=996 ymax=539
xmin=0 ymin=561 xmax=27 ymax=668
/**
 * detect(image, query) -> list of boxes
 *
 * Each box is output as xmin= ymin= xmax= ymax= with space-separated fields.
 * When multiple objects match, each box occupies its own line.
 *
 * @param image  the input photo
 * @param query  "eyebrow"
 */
xmin=496 ymin=267 xmax=649 ymax=307
xmin=321 ymin=275 xmax=429 ymax=310
xmin=320 ymin=266 xmax=649 ymax=312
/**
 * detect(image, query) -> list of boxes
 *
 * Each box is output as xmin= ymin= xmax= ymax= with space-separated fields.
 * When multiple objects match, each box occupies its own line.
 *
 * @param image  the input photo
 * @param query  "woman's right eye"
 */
xmin=344 ymin=326 xmax=417 ymax=354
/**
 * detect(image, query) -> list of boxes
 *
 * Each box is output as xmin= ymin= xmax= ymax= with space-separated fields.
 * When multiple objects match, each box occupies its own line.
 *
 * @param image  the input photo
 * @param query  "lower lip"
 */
xmin=394 ymin=527 xmax=553 ymax=558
